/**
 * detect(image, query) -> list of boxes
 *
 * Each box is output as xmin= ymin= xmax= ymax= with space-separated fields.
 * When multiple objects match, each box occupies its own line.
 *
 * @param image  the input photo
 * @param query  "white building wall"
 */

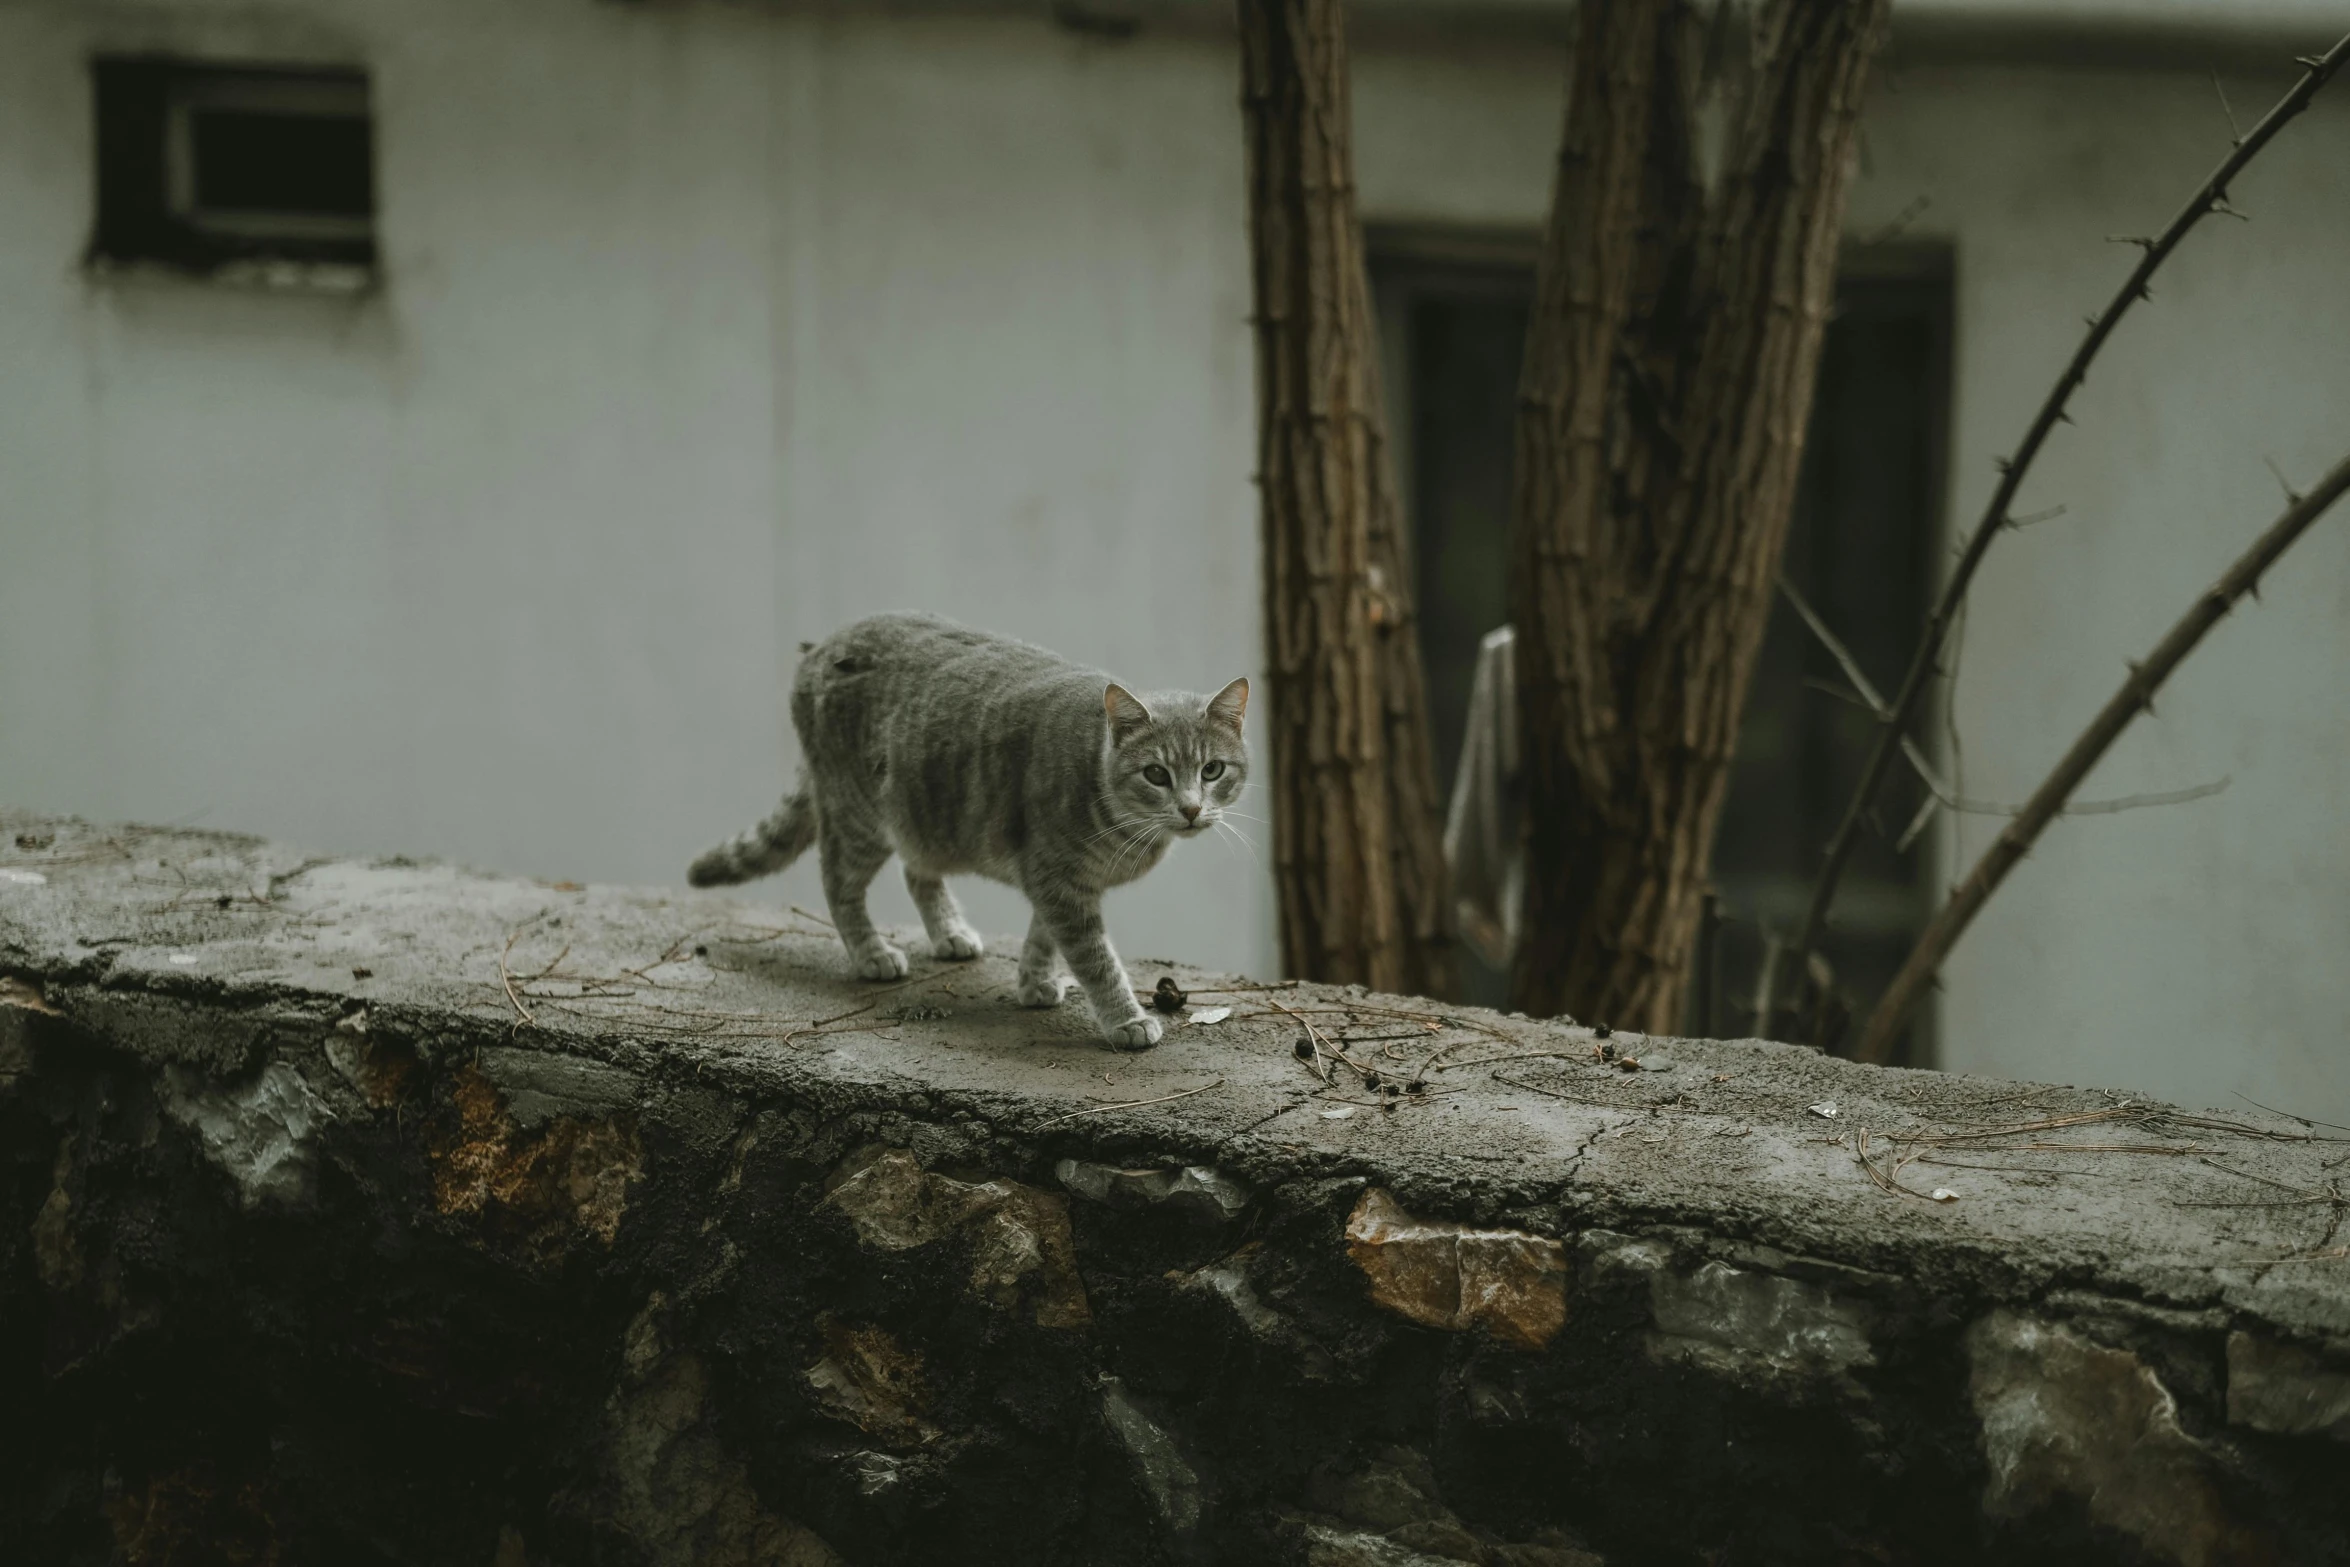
xmin=3 ymin=1 xmax=2347 ymax=1121
xmin=0 ymin=0 xmax=1271 ymax=974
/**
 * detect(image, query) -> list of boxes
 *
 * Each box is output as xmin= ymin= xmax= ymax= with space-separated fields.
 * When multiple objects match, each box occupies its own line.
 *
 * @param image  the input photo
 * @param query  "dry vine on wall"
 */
xmin=1237 ymin=0 xmax=1455 ymax=998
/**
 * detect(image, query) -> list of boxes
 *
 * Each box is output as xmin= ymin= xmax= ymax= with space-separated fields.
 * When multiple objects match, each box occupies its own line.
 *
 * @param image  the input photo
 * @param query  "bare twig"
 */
xmin=2234 ymin=1093 xmax=2350 ymax=1135
xmin=1033 ymin=1079 xmax=1225 ymax=1130
xmin=1856 ymin=448 xmax=2350 ymax=1058
xmin=498 ymin=923 xmax=540 ymax=1029
xmin=1784 ymin=34 xmax=2350 ymax=1024
xmin=1266 ymin=996 xmax=1338 ymax=1084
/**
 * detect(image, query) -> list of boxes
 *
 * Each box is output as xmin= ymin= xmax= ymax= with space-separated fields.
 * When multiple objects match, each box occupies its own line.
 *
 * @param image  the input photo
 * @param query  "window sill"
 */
xmin=85 ymin=254 xmax=380 ymax=298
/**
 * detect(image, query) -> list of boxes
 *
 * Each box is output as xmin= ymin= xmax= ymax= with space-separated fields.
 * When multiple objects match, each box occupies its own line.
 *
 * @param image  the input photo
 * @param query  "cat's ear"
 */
xmin=1104 ymin=683 xmax=1154 ymax=740
xmin=1207 ymin=677 xmax=1249 ymax=735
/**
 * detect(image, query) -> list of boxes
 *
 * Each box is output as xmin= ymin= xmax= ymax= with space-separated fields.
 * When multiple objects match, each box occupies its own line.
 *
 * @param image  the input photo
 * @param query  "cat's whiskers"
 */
xmin=1078 ymin=814 xmax=1143 ymax=850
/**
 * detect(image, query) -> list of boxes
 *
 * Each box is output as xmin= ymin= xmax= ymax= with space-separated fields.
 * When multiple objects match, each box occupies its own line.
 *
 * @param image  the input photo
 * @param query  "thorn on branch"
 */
xmin=2006 ymin=504 xmax=2067 ymax=531
xmin=2209 ymin=197 xmax=2252 ymax=222
xmin=2213 ymin=72 xmax=2245 ymax=144
xmin=2296 ymin=54 xmax=2328 ymax=70
xmin=2263 ymin=454 xmax=2305 ymax=506
xmin=2056 ymin=410 xmax=2076 ymax=426
xmin=2104 ymin=234 xmax=2157 ymax=250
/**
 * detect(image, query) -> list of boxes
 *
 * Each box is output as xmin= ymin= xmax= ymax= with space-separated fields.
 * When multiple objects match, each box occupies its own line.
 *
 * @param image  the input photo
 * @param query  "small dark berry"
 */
xmin=1292 ymin=1038 xmax=1314 ymax=1060
xmin=1153 ymin=976 xmax=1187 ymax=1013
xmin=1404 ymin=1080 xmax=1426 ymax=1095
xmin=1594 ymin=1023 xmax=1613 ymax=1039
xmin=693 ymin=944 xmax=708 ymax=957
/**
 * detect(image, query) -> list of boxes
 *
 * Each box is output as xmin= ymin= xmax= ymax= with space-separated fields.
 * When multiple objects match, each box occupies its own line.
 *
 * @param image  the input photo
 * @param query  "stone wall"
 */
xmin=3 ymin=813 xmax=2345 ymax=1565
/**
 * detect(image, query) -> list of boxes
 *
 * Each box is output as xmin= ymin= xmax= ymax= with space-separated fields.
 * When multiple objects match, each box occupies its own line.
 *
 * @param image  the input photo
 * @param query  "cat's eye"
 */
xmin=1200 ymin=761 xmax=1226 ymax=781
xmin=1143 ymin=764 xmax=1172 ymax=787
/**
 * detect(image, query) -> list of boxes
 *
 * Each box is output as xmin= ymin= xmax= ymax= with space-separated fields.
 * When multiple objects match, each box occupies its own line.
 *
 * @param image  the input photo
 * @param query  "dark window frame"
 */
xmin=1370 ymin=226 xmax=1955 ymax=1059
xmin=90 ymin=57 xmax=378 ymax=280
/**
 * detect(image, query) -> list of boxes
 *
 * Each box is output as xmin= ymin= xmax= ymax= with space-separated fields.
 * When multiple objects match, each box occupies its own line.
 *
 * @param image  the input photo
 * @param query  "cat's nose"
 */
xmin=1180 ymin=804 xmax=1201 ymax=823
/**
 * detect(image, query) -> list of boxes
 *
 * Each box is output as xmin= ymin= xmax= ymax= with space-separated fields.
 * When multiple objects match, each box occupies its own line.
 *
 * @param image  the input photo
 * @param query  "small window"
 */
xmin=91 ymin=58 xmax=376 ymax=281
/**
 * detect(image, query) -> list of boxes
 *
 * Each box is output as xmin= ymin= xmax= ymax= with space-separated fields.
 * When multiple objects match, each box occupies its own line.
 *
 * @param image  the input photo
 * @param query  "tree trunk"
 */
xmin=1510 ymin=0 xmax=1890 ymax=1030
xmin=1237 ymin=0 xmax=1454 ymax=997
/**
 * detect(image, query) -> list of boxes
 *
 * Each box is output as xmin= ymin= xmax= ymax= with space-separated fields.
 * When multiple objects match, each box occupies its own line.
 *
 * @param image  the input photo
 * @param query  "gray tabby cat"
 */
xmin=689 ymin=613 xmax=1249 ymax=1050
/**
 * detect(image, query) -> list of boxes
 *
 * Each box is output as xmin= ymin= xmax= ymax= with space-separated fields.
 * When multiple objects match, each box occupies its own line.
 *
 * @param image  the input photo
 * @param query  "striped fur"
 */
xmin=688 ymin=613 xmax=1249 ymax=1050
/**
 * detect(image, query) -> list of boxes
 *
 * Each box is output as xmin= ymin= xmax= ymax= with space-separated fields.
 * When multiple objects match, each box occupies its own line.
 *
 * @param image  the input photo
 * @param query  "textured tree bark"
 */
xmin=1509 ymin=0 xmax=1890 ymax=1030
xmin=1237 ymin=0 xmax=1454 ymax=997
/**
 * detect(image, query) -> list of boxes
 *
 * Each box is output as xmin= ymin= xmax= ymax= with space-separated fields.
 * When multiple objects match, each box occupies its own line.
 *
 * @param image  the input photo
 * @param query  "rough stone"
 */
xmin=2226 ymin=1329 xmax=2350 ymax=1440
xmin=1969 ymin=1311 xmax=2265 ymax=1566
xmin=1055 ymin=1156 xmax=1251 ymax=1220
xmin=1646 ymin=1256 xmax=1874 ymax=1383
xmin=803 ymin=1318 xmax=940 ymax=1448
xmin=600 ymin=1310 xmax=846 ymax=1567
xmin=1345 ymin=1187 xmax=1567 ymax=1350
xmin=6 ymin=813 xmax=2350 ymax=1565
xmin=1099 ymin=1376 xmax=1203 ymax=1535
xmin=427 ymin=1061 xmax=641 ymax=1258
xmin=476 ymin=1041 xmax=643 ymax=1128
xmin=826 ymin=1146 xmax=1091 ymax=1327
xmin=157 ymin=1059 xmax=329 ymax=1207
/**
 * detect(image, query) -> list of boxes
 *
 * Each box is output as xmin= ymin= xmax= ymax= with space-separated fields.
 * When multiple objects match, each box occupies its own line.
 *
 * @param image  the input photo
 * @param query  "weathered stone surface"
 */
xmin=157 ymin=1059 xmax=329 ymax=1207
xmin=826 ymin=1146 xmax=1090 ymax=1327
xmin=1613 ymin=1244 xmax=1874 ymax=1385
xmin=1345 ymin=1187 xmax=1567 ymax=1350
xmin=428 ymin=1060 xmax=641 ymax=1258
xmin=2227 ymin=1329 xmax=2350 ymax=1440
xmin=1100 ymin=1376 xmax=1204 ymax=1535
xmin=1057 ymin=1156 xmax=1251 ymax=1220
xmin=803 ymin=1318 xmax=939 ymax=1448
xmin=601 ymin=1296 xmax=846 ymax=1567
xmin=1969 ymin=1312 xmax=2265 ymax=1566
xmin=5 ymin=814 xmax=2349 ymax=1565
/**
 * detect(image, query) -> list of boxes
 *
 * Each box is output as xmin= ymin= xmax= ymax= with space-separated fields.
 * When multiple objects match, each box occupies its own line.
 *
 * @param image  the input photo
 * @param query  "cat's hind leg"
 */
xmin=819 ymin=820 xmax=906 ymax=980
xmin=1015 ymin=907 xmax=1069 ymax=1007
xmin=1031 ymin=889 xmax=1158 ymax=1050
xmin=905 ymin=866 xmax=984 ymax=961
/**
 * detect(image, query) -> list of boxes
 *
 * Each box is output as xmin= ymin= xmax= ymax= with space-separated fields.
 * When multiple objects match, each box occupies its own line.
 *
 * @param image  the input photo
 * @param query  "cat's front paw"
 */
xmin=1102 ymin=1014 xmax=1164 ymax=1052
xmin=850 ymin=940 xmax=909 ymax=981
xmin=932 ymin=925 xmax=984 ymax=961
xmin=1017 ymin=972 xmax=1070 ymax=1008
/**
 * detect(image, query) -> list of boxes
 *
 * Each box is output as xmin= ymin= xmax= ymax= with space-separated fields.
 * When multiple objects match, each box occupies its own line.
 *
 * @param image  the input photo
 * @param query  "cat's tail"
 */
xmin=687 ymin=782 xmax=818 ymax=887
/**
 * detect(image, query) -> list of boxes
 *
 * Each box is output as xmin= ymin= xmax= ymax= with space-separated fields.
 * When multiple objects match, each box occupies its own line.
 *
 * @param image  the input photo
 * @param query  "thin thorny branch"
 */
xmin=1777 ymin=33 xmax=2350 ymax=1036
xmin=1855 ymin=447 xmax=2350 ymax=1057
xmin=1779 ymin=577 xmax=2231 ymax=856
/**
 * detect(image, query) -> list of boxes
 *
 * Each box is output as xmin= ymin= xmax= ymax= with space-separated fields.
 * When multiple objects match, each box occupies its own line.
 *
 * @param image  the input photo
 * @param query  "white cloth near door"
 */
xmin=1442 ymin=625 xmax=1522 ymax=970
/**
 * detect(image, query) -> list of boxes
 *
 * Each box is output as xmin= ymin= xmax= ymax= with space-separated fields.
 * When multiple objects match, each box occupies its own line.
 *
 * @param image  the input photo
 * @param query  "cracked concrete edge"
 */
xmin=2 ymin=811 xmax=2344 ymax=1347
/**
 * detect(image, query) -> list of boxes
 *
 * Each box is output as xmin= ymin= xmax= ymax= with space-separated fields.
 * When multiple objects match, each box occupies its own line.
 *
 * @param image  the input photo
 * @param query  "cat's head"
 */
xmin=1102 ymin=678 xmax=1250 ymax=839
